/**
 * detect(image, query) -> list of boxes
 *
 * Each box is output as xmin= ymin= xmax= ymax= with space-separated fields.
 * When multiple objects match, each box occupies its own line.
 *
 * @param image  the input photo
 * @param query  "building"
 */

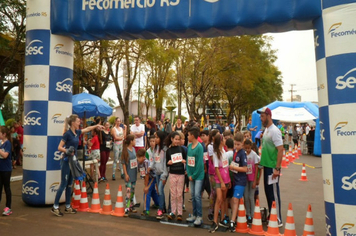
xmin=286 ymin=95 xmax=302 ymax=102
xmin=111 ymin=100 xmax=156 ymax=121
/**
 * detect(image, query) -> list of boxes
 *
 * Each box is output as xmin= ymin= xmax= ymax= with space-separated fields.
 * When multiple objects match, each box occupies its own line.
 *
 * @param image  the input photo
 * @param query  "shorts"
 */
xmin=233 ymin=185 xmax=245 ymax=199
xmin=226 ymin=185 xmax=233 ymax=198
xmin=216 ymin=182 xmax=231 ymax=189
xmin=89 ymin=149 xmax=100 ymax=161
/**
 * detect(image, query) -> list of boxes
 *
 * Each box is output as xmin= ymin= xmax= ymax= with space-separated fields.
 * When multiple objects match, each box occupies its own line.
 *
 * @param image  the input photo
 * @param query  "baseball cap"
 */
xmin=257 ymin=107 xmax=272 ymax=117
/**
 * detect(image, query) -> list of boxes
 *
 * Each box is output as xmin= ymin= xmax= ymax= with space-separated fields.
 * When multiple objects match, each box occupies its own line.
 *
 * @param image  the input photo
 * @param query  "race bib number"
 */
xmin=230 ymin=161 xmax=239 ymax=174
xmin=222 ymin=157 xmax=229 ymax=168
xmin=106 ymin=141 xmax=111 ymax=149
xmin=247 ymin=164 xmax=253 ymax=175
xmin=149 ymin=156 xmax=154 ymax=163
xmin=140 ymin=167 xmax=146 ymax=177
xmin=203 ymin=152 xmax=208 ymax=161
xmin=130 ymin=159 xmax=138 ymax=169
xmin=171 ymin=153 xmax=183 ymax=164
xmin=155 ymin=155 xmax=160 ymax=163
xmin=188 ymin=156 xmax=195 ymax=167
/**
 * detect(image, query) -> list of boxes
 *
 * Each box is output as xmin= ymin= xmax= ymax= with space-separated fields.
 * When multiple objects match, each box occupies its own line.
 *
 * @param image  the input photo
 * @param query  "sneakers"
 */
xmin=112 ymin=174 xmax=116 ymax=180
xmin=130 ymin=207 xmax=137 ymax=213
xmin=51 ymin=207 xmax=63 ymax=217
xmin=209 ymin=222 xmax=218 ymax=233
xmin=278 ymin=221 xmax=283 ymax=228
xmin=64 ymin=207 xmax=77 ymax=214
xmin=177 ymin=215 xmax=183 ymax=221
xmin=141 ymin=210 xmax=149 ymax=216
xmin=186 ymin=214 xmax=196 ymax=223
xmin=182 ymin=204 xmax=186 ymax=212
xmin=2 ymin=207 xmax=12 ymax=216
xmin=184 ymin=187 xmax=189 ymax=193
xmin=124 ymin=208 xmax=129 ymax=217
xmin=188 ymin=198 xmax=193 ymax=202
xmin=207 ymin=213 xmax=214 ymax=222
xmin=247 ymin=216 xmax=253 ymax=224
xmin=229 ymin=221 xmax=236 ymax=232
xmin=194 ymin=216 xmax=203 ymax=226
xmin=156 ymin=209 xmax=164 ymax=220
xmin=167 ymin=212 xmax=175 ymax=220
xmin=219 ymin=219 xmax=229 ymax=228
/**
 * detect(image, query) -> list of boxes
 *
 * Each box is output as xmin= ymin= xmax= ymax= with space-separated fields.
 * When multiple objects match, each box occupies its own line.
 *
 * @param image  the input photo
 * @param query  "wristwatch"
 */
xmin=275 ymin=167 xmax=281 ymax=171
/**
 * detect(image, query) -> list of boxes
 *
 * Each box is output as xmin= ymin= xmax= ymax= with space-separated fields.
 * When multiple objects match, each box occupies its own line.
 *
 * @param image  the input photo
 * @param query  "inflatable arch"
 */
xmin=24 ymin=0 xmax=356 ymax=234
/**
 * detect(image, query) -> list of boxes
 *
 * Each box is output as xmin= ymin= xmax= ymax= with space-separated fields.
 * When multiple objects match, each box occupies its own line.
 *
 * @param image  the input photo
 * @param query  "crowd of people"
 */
xmin=0 ymin=109 xmax=284 ymax=233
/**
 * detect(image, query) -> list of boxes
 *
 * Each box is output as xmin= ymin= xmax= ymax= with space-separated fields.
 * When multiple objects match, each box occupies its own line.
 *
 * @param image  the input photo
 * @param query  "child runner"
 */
xmin=179 ymin=131 xmax=187 ymax=212
xmin=166 ymin=132 xmax=187 ymax=221
xmin=150 ymin=131 xmax=168 ymax=220
xmin=228 ymin=132 xmax=248 ymax=232
xmin=122 ymin=134 xmax=138 ymax=216
xmin=0 ymin=126 xmax=12 ymax=216
xmin=207 ymin=129 xmax=219 ymax=221
xmin=243 ymin=139 xmax=260 ymax=224
xmin=200 ymin=130 xmax=211 ymax=200
xmin=145 ymin=136 xmax=156 ymax=163
xmin=88 ymin=128 xmax=101 ymax=182
xmin=137 ymin=148 xmax=159 ymax=216
xmin=225 ymin=138 xmax=235 ymax=224
xmin=186 ymin=127 xmax=204 ymax=226
xmin=252 ymin=143 xmax=261 ymax=202
xmin=243 ymin=131 xmax=252 ymax=141
xmin=209 ymin=134 xmax=231 ymax=233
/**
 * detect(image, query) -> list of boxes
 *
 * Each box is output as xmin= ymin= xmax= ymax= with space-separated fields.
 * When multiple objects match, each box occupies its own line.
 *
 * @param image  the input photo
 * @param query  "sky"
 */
xmin=103 ymin=29 xmax=319 ymax=109
xmin=266 ymin=30 xmax=318 ymax=103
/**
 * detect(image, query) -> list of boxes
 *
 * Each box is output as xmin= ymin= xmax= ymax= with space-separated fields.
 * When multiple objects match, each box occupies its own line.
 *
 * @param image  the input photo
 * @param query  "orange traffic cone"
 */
xmin=302 ymin=205 xmax=315 ymax=236
xmin=284 ymin=203 xmax=297 ymax=236
xmin=235 ymin=198 xmax=249 ymax=233
xmin=294 ymin=148 xmax=299 ymax=160
xmin=281 ymin=150 xmax=288 ymax=169
xmin=265 ymin=201 xmax=282 ymax=236
xmin=248 ymin=199 xmax=265 ymax=235
xmin=100 ymin=183 xmax=113 ymax=215
xmin=88 ymin=182 xmax=102 ymax=213
xmin=298 ymin=142 xmax=302 ymax=155
xmin=78 ymin=181 xmax=89 ymax=212
xmin=299 ymin=163 xmax=308 ymax=181
xmin=288 ymin=151 xmax=293 ymax=163
xmin=112 ymin=185 xmax=125 ymax=217
xmin=286 ymin=155 xmax=290 ymax=166
xmin=72 ymin=180 xmax=81 ymax=209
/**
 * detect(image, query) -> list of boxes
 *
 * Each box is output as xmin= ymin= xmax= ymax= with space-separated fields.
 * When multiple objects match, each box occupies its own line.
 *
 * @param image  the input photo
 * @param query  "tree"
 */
xmin=1 ymin=93 xmax=17 ymax=121
xmin=0 ymin=0 xmax=26 ymax=112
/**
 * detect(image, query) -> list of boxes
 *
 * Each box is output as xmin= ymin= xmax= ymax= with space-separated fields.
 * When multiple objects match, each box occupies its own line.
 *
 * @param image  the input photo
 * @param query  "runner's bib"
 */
xmin=171 ymin=153 xmax=183 ymax=164
xmin=230 ymin=161 xmax=239 ymax=174
xmin=222 ymin=157 xmax=229 ymax=168
xmin=130 ymin=159 xmax=138 ymax=169
xmin=188 ymin=156 xmax=195 ymax=167
xmin=140 ymin=167 xmax=146 ymax=177
xmin=155 ymin=154 xmax=160 ymax=163
xmin=204 ymin=152 xmax=208 ymax=161
xmin=247 ymin=163 xmax=253 ymax=175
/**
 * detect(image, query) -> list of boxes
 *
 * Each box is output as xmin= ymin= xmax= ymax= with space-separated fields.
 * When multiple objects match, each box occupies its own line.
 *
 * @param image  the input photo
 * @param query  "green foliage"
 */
xmin=5 ymin=118 xmax=16 ymax=128
xmin=108 ymin=116 xmax=116 ymax=125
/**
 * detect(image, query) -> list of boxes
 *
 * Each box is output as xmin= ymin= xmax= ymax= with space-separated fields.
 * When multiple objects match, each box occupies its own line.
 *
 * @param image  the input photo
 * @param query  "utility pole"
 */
xmin=289 ymin=84 xmax=297 ymax=102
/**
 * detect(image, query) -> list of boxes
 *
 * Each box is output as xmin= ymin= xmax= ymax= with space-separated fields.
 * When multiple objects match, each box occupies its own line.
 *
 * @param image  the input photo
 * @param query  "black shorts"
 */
xmin=226 ymin=185 xmax=234 ymax=199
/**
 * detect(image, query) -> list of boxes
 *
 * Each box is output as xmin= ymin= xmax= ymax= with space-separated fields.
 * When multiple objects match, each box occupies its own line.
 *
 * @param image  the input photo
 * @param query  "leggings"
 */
xmin=0 ymin=171 xmax=12 ymax=209
xmin=100 ymin=150 xmax=110 ymax=179
xmin=125 ymin=181 xmax=136 ymax=209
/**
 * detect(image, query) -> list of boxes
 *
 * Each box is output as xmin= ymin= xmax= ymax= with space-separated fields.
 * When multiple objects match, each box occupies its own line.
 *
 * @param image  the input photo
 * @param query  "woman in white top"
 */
xmin=111 ymin=117 xmax=125 ymax=180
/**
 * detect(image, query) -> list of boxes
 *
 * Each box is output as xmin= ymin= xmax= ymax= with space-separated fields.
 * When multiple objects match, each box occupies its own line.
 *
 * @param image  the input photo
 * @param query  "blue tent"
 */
xmin=251 ymin=101 xmax=321 ymax=156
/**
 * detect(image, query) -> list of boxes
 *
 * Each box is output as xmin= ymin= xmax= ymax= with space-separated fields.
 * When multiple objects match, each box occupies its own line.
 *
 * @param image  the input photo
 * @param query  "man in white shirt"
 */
xmin=130 ymin=116 xmax=145 ymax=153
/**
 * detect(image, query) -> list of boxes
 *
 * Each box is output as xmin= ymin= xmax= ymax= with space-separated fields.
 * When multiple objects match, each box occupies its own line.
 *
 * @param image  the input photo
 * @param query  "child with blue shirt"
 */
xmin=228 ymin=132 xmax=247 ymax=232
xmin=0 ymin=126 xmax=12 ymax=216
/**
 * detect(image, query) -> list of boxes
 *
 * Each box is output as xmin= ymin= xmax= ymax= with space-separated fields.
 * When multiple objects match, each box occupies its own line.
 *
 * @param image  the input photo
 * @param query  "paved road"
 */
xmin=1 ymin=154 xmax=325 ymax=235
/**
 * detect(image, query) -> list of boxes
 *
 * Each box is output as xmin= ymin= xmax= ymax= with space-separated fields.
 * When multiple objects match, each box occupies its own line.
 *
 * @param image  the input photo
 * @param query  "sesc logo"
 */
xmin=49 ymin=182 xmax=60 ymax=193
xmin=51 ymin=113 xmax=65 ymax=124
xmin=341 ymin=223 xmax=356 ymax=236
xmin=26 ymin=39 xmax=44 ymax=56
xmin=24 ymin=110 xmax=42 ymax=126
xmin=56 ymin=78 xmax=72 ymax=93
xmin=54 ymin=151 xmax=63 ymax=161
xmin=22 ymin=180 xmax=40 ymax=195
xmin=342 ymin=172 xmax=356 ymax=191
xmin=334 ymin=122 xmax=356 ymax=136
xmin=335 ymin=68 xmax=356 ymax=90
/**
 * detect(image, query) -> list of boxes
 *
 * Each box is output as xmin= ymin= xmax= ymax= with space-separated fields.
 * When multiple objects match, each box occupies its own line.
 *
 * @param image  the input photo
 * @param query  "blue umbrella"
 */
xmin=72 ymin=92 xmax=113 ymax=118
